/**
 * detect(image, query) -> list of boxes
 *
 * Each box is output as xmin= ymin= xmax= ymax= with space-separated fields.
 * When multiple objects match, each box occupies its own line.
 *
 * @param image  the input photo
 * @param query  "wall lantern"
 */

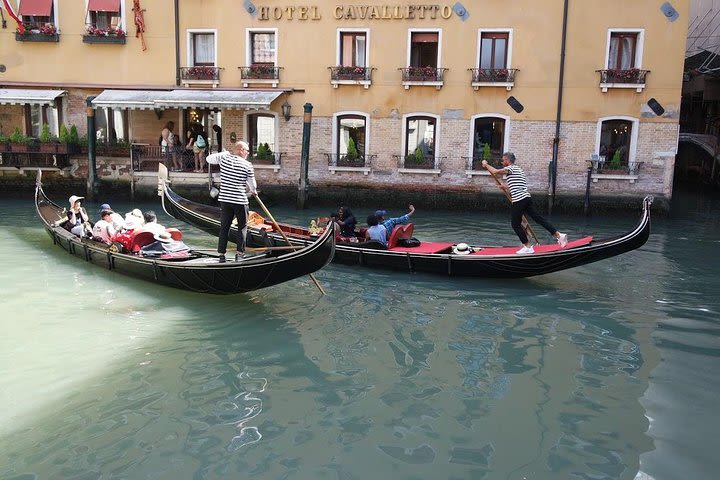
xmin=281 ymin=100 xmax=291 ymax=121
xmin=154 ymin=108 xmax=164 ymax=120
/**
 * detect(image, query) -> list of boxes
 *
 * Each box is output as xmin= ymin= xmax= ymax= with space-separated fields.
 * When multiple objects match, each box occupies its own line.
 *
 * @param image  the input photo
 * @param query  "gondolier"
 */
xmin=206 ymin=140 xmax=257 ymax=263
xmin=482 ymin=152 xmax=568 ymax=254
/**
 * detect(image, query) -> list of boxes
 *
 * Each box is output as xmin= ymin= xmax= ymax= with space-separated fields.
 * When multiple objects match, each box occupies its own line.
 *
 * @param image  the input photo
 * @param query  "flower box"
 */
xmin=10 ymin=143 xmax=29 ymax=152
xmin=15 ymin=32 xmax=59 ymax=42
xmin=83 ymin=35 xmax=126 ymax=45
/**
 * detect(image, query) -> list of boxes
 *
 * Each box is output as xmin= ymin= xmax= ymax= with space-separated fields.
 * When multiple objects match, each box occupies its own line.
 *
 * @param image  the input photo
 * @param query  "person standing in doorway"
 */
xmin=482 ymin=152 xmax=568 ymax=254
xmin=161 ymin=121 xmax=181 ymax=172
xmin=205 ymin=140 xmax=258 ymax=262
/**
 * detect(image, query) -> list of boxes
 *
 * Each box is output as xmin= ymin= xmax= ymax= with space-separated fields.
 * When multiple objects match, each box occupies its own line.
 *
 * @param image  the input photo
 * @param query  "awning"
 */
xmin=19 ymin=0 xmax=53 ymax=16
xmin=154 ymin=90 xmax=284 ymax=110
xmin=91 ymin=90 xmax=158 ymax=110
xmin=91 ymin=89 xmax=284 ymax=110
xmin=0 ymin=88 xmax=66 ymax=106
xmin=87 ymin=0 xmax=120 ymax=13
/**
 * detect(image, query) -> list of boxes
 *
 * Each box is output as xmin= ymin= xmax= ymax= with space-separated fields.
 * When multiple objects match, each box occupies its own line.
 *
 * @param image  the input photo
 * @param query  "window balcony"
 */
xmin=596 ymin=69 xmax=650 ymax=93
xmin=590 ymin=157 xmax=644 ymax=183
xmin=249 ymin=152 xmax=282 ymax=173
xmin=328 ymin=66 xmax=374 ymax=89
xmin=82 ymin=25 xmax=127 ymax=44
xmin=239 ymin=65 xmax=282 ymax=88
xmin=399 ymin=67 xmax=448 ymax=90
xmin=179 ymin=66 xmax=222 ymax=87
xmin=469 ymin=68 xmax=518 ymax=91
xmin=394 ymin=154 xmax=444 ymax=175
xmin=15 ymin=24 xmax=59 ymax=42
xmin=325 ymin=153 xmax=374 ymax=175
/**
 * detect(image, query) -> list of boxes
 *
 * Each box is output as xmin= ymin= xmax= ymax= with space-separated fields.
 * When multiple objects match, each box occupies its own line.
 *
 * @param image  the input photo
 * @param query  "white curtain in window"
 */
xmin=113 ymin=110 xmax=125 ymax=141
xmin=194 ymin=34 xmax=215 ymax=64
xmin=620 ymin=37 xmax=633 ymax=69
xmin=253 ymin=33 xmax=275 ymax=63
xmin=355 ymin=36 xmax=366 ymax=66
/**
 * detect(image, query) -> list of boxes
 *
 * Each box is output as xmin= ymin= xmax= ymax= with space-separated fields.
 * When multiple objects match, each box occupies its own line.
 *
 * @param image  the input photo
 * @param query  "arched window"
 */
xmin=472 ymin=117 xmax=505 ymax=165
xmin=599 ymin=119 xmax=633 ymax=168
xmin=247 ymin=113 xmax=276 ymax=161
xmin=404 ymin=115 xmax=436 ymax=167
xmin=337 ymin=114 xmax=366 ymax=161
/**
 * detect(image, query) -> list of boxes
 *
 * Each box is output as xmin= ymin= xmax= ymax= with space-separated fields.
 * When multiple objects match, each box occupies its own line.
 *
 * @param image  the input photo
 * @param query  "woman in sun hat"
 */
xmin=66 ymin=195 xmax=90 ymax=237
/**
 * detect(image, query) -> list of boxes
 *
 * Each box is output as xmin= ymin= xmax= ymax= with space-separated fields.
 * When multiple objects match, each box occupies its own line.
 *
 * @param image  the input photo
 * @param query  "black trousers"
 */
xmin=511 ymin=197 xmax=557 ymax=244
xmin=218 ymin=202 xmax=248 ymax=254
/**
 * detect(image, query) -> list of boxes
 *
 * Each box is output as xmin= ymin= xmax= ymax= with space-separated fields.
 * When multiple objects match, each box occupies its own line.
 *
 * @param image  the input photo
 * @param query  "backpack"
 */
xmin=195 ymin=134 xmax=206 ymax=148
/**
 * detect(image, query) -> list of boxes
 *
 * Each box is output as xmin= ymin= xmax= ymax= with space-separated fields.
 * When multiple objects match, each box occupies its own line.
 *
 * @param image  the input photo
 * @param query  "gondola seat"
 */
xmin=166 ymin=227 xmax=183 ymax=240
xmin=130 ymin=231 xmax=156 ymax=253
xmin=387 ymin=223 xmax=414 ymax=249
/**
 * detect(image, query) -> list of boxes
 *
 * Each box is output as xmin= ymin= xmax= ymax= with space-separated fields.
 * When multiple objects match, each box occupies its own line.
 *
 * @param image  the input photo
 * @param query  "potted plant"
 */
xmin=9 ymin=127 xmax=29 ymax=152
xmin=38 ymin=124 xmax=61 ymax=153
xmin=405 ymin=146 xmax=431 ymax=168
xmin=83 ymin=25 xmax=127 ymax=44
xmin=340 ymin=138 xmax=364 ymax=166
xmin=15 ymin=22 xmax=59 ymax=42
xmin=254 ymin=142 xmax=274 ymax=163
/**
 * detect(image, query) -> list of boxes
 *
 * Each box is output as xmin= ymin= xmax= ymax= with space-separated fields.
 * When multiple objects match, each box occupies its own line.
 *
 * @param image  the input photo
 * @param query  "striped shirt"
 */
xmin=504 ymin=164 xmax=531 ymax=203
xmin=206 ymin=152 xmax=257 ymax=205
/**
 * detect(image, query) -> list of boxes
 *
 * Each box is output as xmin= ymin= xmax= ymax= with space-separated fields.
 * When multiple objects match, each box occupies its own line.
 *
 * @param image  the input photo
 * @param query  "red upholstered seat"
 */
xmin=166 ymin=227 xmax=183 ymax=241
xmin=387 ymin=223 xmax=414 ymax=249
xmin=129 ymin=231 xmax=156 ymax=253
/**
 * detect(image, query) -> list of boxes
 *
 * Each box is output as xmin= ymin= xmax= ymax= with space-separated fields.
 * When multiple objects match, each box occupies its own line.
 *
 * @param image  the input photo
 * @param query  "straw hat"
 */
xmin=452 ymin=243 xmax=471 ymax=255
xmin=153 ymin=231 xmax=174 ymax=243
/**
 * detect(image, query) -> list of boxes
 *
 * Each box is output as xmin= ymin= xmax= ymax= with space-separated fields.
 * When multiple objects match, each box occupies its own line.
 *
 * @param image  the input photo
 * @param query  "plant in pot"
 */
xmin=607 ymin=149 xmax=623 ymax=172
xmin=39 ymin=124 xmax=60 ymax=153
xmin=341 ymin=138 xmax=362 ymax=166
xmin=255 ymin=142 xmax=274 ymax=163
xmin=68 ymin=125 xmax=81 ymax=154
xmin=9 ymin=127 xmax=29 ymax=152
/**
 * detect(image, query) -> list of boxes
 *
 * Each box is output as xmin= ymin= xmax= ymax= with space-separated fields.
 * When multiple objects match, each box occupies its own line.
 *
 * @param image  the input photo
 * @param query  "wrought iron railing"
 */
xmin=324 ymin=153 xmax=375 ymax=168
xmin=399 ymin=67 xmax=448 ymax=82
xmin=461 ymin=155 xmax=503 ymax=170
xmin=596 ymin=69 xmax=650 ymax=84
xmin=180 ymin=66 xmax=222 ymax=82
xmin=249 ymin=152 xmax=282 ymax=166
xmin=469 ymin=68 xmax=518 ymax=83
xmin=394 ymin=154 xmax=444 ymax=169
xmin=594 ymin=160 xmax=644 ymax=175
xmin=328 ymin=66 xmax=374 ymax=82
xmin=239 ymin=65 xmax=282 ymax=80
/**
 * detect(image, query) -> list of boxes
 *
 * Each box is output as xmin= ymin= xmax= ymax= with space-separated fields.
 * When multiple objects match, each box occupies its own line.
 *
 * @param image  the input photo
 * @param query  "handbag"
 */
xmin=195 ymin=134 xmax=206 ymax=148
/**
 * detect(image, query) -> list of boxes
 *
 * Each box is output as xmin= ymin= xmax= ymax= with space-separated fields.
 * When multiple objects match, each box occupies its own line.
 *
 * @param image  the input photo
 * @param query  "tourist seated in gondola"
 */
xmin=139 ymin=231 xmax=190 ymax=257
xmin=59 ymin=195 xmax=92 ymax=237
xmin=92 ymin=209 xmax=118 ymax=245
xmin=98 ymin=203 xmax=126 ymax=231
xmin=364 ymin=214 xmax=388 ymax=246
xmin=137 ymin=210 xmax=166 ymax=236
xmin=123 ymin=208 xmax=145 ymax=231
xmin=375 ymin=204 xmax=415 ymax=242
xmin=331 ymin=206 xmax=357 ymax=239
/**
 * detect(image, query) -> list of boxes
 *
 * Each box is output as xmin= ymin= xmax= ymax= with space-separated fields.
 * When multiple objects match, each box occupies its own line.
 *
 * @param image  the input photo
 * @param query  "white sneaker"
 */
xmin=516 ymin=245 xmax=534 ymax=254
xmin=557 ymin=233 xmax=568 ymax=248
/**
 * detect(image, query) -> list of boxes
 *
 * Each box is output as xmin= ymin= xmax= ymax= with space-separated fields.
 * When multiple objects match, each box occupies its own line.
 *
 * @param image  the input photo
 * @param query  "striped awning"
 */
xmin=91 ymin=89 xmax=284 ymax=110
xmin=0 ymin=88 xmax=66 ymax=106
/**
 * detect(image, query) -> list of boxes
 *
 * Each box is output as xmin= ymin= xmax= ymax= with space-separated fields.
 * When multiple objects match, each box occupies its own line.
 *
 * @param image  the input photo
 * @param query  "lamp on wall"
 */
xmin=154 ymin=108 xmax=163 ymax=120
xmin=281 ymin=100 xmax=291 ymax=121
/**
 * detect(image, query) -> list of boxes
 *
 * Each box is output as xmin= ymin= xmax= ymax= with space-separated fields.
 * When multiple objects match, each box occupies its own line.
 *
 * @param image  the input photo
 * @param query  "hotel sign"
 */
xmin=257 ymin=5 xmax=457 ymax=21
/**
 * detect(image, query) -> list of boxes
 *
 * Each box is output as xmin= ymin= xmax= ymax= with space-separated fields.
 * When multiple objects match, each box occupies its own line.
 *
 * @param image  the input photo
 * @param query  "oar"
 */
xmin=484 ymin=167 xmax=540 ymax=244
xmin=253 ymin=194 xmax=327 ymax=295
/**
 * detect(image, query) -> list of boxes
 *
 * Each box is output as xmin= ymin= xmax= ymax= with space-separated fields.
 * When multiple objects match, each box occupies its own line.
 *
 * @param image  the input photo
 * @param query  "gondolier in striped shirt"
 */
xmin=206 ymin=140 xmax=258 ymax=262
xmin=483 ymin=152 xmax=568 ymax=254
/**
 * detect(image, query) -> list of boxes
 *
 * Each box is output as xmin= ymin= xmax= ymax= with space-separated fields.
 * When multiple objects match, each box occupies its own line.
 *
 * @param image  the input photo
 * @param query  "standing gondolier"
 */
xmin=483 ymin=152 xmax=568 ymax=254
xmin=206 ymin=140 xmax=258 ymax=263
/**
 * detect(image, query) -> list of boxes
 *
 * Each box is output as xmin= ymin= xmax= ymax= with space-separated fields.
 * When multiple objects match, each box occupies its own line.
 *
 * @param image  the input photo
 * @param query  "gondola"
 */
xmin=158 ymin=165 xmax=651 ymax=279
xmin=34 ymin=170 xmax=335 ymax=294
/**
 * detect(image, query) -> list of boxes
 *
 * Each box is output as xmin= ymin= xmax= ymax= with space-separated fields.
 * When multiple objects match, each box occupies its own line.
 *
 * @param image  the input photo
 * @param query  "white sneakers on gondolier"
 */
xmin=557 ymin=233 xmax=568 ymax=248
xmin=516 ymin=245 xmax=534 ymax=254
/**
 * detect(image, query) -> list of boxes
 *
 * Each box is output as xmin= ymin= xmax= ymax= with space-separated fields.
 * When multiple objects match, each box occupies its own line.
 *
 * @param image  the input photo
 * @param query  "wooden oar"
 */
xmin=485 ymin=168 xmax=540 ymax=244
xmin=253 ymin=194 xmax=327 ymax=295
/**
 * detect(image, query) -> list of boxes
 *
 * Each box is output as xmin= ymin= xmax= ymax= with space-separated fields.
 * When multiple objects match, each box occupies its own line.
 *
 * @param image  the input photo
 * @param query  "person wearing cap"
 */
xmin=98 ymin=203 xmax=125 ymax=231
xmin=92 ymin=210 xmax=117 ymax=244
xmin=482 ymin=152 xmax=568 ymax=254
xmin=205 ymin=140 xmax=258 ymax=262
xmin=66 ymin=195 xmax=90 ymax=237
xmin=375 ymin=204 xmax=415 ymax=241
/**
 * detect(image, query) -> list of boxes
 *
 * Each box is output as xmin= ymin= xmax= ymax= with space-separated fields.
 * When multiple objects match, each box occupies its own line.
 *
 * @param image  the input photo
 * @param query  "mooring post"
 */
xmin=297 ymin=102 xmax=313 ymax=209
xmin=86 ymin=96 xmax=97 ymax=201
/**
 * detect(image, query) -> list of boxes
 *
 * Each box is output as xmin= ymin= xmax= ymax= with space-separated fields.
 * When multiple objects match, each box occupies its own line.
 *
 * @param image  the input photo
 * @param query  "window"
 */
xmin=409 ymin=31 xmax=439 ymax=68
xmin=19 ymin=0 xmax=56 ymax=30
xmin=26 ymin=102 xmax=61 ymax=138
xmin=337 ymin=114 xmax=366 ymax=158
xmin=250 ymin=31 xmax=276 ymax=66
xmin=472 ymin=117 xmax=506 ymax=164
xmin=405 ymin=115 xmax=436 ymax=166
xmin=247 ymin=113 xmax=276 ymax=159
xmin=479 ymin=32 xmax=508 ymax=69
xmin=339 ymin=31 xmax=366 ymax=67
xmin=609 ymin=32 xmax=637 ymax=70
xmin=595 ymin=116 xmax=640 ymax=173
xmin=86 ymin=0 xmax=122 ymax=30
xmin=95 ymin=108 xmax=128 ymax=144
xmin=191 ymin=32 xmax=215 ymax=66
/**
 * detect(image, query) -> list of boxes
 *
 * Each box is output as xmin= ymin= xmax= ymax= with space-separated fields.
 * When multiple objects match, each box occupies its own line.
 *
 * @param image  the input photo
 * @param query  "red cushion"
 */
xmin=130 ymin=231 xmax=156 ymax=253
xmin=166 ymin=227 xmax=183 ymax=241
xmin=387 ymin=223 xmax=414 ymax=249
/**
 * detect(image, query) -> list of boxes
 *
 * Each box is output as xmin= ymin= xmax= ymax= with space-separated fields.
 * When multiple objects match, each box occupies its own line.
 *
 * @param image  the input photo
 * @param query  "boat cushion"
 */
xmin=387 ymin=223 xmax=414 ymax=249
xmin=389 ymin=241 xmax=454 ymax=254
xmin=130 ymin=231 xmax=156 ymax=253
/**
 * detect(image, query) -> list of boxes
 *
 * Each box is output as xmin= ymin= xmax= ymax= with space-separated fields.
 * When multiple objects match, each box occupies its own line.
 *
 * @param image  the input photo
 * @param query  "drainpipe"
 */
xmin=86 ymin=96 xmax=97 ymax=201
xmin=174 ymin=0 xmax=181 ymax=86
xmin=550 ymin=0 xmax=569 ymax=214
xmin=297 ymin=103 xmax=313 ymax=209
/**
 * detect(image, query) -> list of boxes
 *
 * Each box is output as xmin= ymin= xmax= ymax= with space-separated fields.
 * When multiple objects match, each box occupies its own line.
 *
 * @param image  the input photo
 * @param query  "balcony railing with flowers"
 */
xmin=239 ymin=64 xmax=282 ymax=80
xmin=400 ymin=66 xmax=448 ymax=82
xmin=15 ymin=23 xmax=59 ymax=42
xmin=469 ymin=68 xmax=518 ymax=90
xmin=83 ymin=25 xmax=127 ymax=44
xmin=328 ymin=66 xmax=373 ymax=81
xmin=596 ymin=68 xmax=650 ymax=92
xmin=180 ymin=66 xmax=222 ymax=82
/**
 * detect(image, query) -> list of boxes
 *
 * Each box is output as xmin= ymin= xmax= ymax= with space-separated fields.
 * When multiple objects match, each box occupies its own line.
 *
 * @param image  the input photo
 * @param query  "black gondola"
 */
xmin=158 ymin=165 xmax=651 ymax=279
xmin=35 ymin=170 xmax=335 ymax=294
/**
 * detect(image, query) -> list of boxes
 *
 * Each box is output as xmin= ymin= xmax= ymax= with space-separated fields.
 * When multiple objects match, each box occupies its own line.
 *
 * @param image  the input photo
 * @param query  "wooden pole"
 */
xmin=254 ymin=194 xmax=326 ymax=295
xmin=486 ymin=169 xmax=540 ymax=244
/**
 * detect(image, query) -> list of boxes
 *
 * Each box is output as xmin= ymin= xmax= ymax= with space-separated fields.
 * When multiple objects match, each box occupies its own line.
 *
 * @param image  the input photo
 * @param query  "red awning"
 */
xmin=18 ymin=0 xmax=52 ymax=16
xmin=88 ymin=0 xmax=120 ymax=12
xmin=412 ymin=33 xmax=438 ymax=43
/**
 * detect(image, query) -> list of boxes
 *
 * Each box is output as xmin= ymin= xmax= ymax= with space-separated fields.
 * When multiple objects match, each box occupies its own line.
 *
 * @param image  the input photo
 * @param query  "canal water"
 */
xmin=1 ymin=187 xmax=718 ymax=480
